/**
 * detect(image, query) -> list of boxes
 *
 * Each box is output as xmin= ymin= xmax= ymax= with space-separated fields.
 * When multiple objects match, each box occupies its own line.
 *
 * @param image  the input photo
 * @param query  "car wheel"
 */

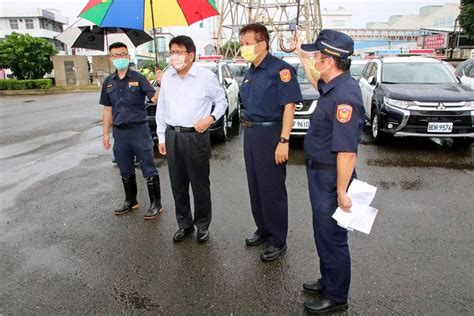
xmin=371 ymin=107 xmax=389 ymax=144
xmin=214 ymin=113 xmax=228 ymax=142
xmin=453 ymin=137 xmax=472 ymax=149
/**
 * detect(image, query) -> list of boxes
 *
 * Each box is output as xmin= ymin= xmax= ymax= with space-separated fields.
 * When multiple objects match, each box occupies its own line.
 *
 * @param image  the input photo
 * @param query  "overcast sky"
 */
xmin=1 ymin=0 xmax=461 ymax=53
xmin=2 ymin=0 xmax=460 ymax=28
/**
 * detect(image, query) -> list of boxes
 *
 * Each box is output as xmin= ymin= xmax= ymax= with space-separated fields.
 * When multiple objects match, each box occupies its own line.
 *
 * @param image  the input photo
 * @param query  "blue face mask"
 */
xmin=112 ymin=58 xmax=129 ymax=71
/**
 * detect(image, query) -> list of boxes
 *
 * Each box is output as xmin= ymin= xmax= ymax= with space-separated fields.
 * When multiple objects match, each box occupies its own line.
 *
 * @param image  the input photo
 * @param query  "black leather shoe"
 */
xmin=197 ymin=229 xmax=209 ymax=242
xmin=173 ymin=227 xmax=195 ymax=242
xmin=245 ymin=232 xmax=266 ymax=246
xmin=260 ymin=244 xmax=287 ymax=262
xmin=304 ymin=295 xmax=348 ymax=314
xmin=303 ymin=279 xmax=323 ymax=294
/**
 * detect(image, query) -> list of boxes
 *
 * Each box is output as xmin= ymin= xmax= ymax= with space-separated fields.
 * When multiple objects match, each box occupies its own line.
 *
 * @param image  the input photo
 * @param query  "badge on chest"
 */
xmin=128 ymin=81 xmax=139 ymax=88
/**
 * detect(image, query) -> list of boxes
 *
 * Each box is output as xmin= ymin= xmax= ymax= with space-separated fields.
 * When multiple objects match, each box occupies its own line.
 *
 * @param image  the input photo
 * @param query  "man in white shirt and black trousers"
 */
xmin=156 ymin=35 xmax=228 ymax=243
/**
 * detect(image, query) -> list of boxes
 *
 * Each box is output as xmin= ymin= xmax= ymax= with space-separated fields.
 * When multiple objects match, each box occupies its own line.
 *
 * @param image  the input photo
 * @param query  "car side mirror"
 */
xmin=368 ymin=76 xmax=377 ymax=85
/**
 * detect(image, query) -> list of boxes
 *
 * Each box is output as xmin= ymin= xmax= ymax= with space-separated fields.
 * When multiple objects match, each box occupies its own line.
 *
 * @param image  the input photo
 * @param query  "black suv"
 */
xmin=359 ymin=56 xmax=474 ymax=146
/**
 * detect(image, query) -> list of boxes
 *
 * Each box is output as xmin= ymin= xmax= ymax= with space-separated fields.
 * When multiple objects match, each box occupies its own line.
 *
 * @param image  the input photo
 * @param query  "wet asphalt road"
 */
xmin=0 ymin=93 xmax=473 ymax=315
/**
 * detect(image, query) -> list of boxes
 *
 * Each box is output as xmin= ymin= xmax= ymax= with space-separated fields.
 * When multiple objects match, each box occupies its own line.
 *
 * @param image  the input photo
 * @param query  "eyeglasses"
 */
xmin=110 ymin=52 xmax=129 ymax=58
xmin=168 ymin=50 xmax=188 ymax=56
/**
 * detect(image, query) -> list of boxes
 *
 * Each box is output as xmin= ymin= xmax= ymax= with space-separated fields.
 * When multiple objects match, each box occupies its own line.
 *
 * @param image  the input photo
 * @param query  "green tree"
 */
xmin=0 ymin=32 xmax=56 ymax=79
xmin=221 ymin=41 xmax=241 ymax=58
xmin=459 ymin=0 xmax=474 ymax=35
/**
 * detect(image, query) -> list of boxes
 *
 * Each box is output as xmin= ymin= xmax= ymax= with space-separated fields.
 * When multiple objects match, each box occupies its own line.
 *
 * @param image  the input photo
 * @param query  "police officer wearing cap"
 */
xmin=239 ymin=23 xmax=302 ymax=262
xmin=100 ymin=42 xmax=163 ymax=220
xmin=293 ymin=30 xmax=364 ymax=313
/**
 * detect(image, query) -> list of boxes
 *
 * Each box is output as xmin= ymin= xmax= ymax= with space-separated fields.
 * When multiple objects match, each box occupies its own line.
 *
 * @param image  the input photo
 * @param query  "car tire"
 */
xmin=371 ymin=107 xmax=389 ymax=144
xmin=214 ymin=113 xmax=228 ymax=142
xmin=453 ymin=137 xmax=472 ymax=149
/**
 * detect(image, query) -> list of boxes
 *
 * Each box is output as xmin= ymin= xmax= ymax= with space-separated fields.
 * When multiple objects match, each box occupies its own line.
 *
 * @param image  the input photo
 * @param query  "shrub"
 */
xmin=0 ymin=79 xmax=52 ymax=90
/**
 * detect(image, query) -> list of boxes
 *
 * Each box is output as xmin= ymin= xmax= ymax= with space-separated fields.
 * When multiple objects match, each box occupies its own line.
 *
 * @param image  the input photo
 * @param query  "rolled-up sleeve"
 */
xmin=207 ymin=72 xmax=228 ymax=120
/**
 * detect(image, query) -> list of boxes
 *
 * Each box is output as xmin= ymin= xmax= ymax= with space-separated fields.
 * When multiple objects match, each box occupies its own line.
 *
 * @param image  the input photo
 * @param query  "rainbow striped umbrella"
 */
xmin=79 ymin=0 xmax=219 ymax=30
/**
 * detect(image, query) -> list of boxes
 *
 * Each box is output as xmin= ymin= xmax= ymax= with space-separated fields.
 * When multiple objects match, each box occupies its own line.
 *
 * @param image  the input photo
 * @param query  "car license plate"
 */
xmin=293 ymin=119 xmax=310 ymax=129
xmin=427 ymin=122 xmax=453 ymax=133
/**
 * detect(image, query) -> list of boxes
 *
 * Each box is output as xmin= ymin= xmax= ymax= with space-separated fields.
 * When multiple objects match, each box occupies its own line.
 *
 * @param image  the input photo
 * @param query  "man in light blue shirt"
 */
xmin=156 ymin=35 xmax=228 ymax=243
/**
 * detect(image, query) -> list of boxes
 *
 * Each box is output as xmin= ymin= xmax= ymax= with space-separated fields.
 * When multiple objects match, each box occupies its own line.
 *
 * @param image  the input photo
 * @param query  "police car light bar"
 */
xmin=199 ymin=55 xmax=224 ymax=61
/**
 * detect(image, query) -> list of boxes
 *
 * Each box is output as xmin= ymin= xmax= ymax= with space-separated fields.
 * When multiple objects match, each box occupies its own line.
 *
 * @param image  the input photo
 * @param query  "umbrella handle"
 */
xmin=279 ymin=31 xmax=297 ymax=53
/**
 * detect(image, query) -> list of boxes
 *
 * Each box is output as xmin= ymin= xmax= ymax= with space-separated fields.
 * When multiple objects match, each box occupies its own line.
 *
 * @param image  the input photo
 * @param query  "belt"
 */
xmin=305 ymin=158 xmax=337 ymax=171
xmin=168 ymin=125 xmax=197 ymax=133
xmin=243 ymin=120 xmax=282 ymax=128
xmin=114 ymin=121 xmax=145 ymax=129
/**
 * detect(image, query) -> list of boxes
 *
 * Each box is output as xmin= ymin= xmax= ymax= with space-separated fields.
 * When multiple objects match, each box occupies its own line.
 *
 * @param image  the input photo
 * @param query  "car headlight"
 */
xmin=383 ymin=97 xmax=415 ymax=109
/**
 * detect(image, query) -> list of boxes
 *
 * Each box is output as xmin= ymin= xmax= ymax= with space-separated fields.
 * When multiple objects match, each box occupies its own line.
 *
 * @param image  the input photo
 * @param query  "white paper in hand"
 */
xmin=332 ymin=180 xmax=378 ymax=234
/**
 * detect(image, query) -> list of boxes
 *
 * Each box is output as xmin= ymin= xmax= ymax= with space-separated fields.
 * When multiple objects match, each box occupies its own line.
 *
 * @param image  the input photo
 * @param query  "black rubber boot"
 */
xmin=144 ymin=175 xmax=163 ymax=220
xmin=114 ymin=175 xmax=139 ymax=215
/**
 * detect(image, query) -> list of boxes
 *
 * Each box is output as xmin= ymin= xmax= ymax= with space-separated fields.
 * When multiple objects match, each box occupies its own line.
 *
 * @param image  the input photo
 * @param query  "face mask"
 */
xmin=170 ymin=54 xmax=186 ymax=70
xmin=241 ymin=45 xmax=258 ymax=63
xmin=309 ymin=58 xmax=330 ymax=81
xmin=112 ymin=58 xmax=129 ymax=71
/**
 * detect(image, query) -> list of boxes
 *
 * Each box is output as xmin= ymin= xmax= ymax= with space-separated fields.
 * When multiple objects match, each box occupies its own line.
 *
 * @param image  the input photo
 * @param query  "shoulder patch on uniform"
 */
xmin=336 ymin=104 xmax=353 ymax=123
xmin=279 ymin=69 xmax=291 ymax=83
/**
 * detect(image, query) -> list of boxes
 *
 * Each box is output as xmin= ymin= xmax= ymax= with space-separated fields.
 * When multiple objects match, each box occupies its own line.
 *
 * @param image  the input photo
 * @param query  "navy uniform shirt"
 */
xmin=304 ymin=72 xmax=364 ymax=164
xmin=99 ymin=69 xmax=156 ymax=126
xmin=240 ymin=53 xmax=302 ymax=122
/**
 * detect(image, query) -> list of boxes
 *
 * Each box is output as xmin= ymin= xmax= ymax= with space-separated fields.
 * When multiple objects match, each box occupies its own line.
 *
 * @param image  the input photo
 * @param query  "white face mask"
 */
xmin=170 ymin=54 xmax=186 ymax=70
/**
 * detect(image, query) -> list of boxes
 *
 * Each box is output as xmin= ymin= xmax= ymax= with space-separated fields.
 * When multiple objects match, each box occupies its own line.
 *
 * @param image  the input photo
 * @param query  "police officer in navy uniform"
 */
xmin=292 ymin=30 xmax=364 ymax=313
xmin=239 ymin=24 xmax=302 ymax=262
xmin=100 ymin=42 xmax=163 ymax=220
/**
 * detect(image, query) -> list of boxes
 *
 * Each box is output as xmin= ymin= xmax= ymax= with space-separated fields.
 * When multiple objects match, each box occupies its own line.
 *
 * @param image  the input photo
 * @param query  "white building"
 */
xmin=0 ymin=8 xmax=68 ymax=51
xmin=321 ymin=6 xmax=352 ymax=29
xmin=366 ymin=3 xmax=459 ymax=30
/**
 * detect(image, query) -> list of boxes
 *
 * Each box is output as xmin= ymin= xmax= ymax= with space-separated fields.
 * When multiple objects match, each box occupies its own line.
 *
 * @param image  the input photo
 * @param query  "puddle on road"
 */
xmin=400 ymin=179 xmax=423 ymax=191
xmin=114 ymin=286 xmax=160 ymax=310
xmin=376 ymin=178 xmax=424 ymax=191
xmin=376 ymin=180 xmax=397 ymax=190
xmin=367 ymin=158 xmax=473 ymax=170
xmin=0 ymin=126 xmax=103 ymax=209
xmin=0 ymin=131 xmax=80 ymax=159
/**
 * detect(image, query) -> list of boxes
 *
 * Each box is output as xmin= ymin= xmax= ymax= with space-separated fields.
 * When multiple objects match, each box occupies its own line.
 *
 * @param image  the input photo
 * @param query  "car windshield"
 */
xmin=229 ymin=65 xmax=248 ymax=77
xmin=350 ymin=63 xmax=366 ymax=76
xmin=382 ymin=62 xmax=456 ymax=84
xmin=288 ymin=63 xmax=311 ymax=84
xmin=198 ymin=64 xmax=218 ymax=75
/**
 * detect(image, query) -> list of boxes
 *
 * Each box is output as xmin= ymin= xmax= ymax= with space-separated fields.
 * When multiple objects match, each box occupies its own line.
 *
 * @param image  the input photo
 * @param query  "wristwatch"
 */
xmin=279 ymin=137 xmax=290 ymax=144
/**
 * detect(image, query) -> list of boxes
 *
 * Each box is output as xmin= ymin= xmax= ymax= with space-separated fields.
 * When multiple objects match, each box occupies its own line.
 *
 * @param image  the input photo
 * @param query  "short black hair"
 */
xmin=169 ymin=35 xmax=196 ymax=55
xmin=239 ymin=23 xmax=270 ymax=50
xmin=322 ymin=54 xmax=351 ymax=72
xmin=109 ymin=42 xmax=128 ymax=52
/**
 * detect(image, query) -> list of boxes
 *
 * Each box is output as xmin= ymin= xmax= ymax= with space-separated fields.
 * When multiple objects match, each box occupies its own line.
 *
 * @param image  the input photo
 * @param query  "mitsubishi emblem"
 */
xmin=437 ymin=103 xmax=446 ymax=110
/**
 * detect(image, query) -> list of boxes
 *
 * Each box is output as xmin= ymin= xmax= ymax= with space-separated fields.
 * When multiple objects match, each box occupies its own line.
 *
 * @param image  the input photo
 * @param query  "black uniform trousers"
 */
xmin=113 ymin=123 xmax=158 ymax=178
xmin=306 ymin=167 xmax=351 ymax=303
xmin=244 ymin=125 xmax=288 ymax=248
xmin=165 ymin=127 xmax=212 ymax=230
